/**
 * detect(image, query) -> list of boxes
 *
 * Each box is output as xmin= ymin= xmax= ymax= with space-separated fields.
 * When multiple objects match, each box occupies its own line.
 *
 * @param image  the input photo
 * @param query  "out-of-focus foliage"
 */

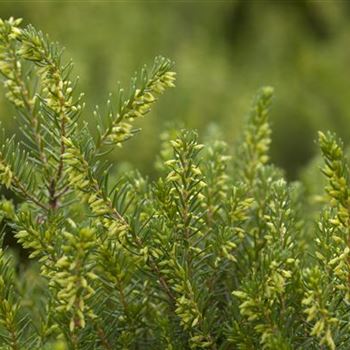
xmin=1 ymin=1 xmax=350 ymax=178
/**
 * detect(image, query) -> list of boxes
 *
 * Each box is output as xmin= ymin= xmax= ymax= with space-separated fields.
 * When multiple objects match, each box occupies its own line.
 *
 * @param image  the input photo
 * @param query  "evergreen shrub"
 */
xmin=0 ymin=18 xmax=348 ymax=350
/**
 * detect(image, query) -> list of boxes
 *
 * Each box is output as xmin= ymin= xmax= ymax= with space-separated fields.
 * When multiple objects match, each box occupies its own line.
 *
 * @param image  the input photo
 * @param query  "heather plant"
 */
xmin=1 ymin=17 xmax=350 ymax=350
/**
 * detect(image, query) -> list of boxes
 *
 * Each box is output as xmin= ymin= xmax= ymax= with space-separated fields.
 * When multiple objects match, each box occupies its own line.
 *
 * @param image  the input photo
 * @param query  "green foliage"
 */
xmin=1 ymin=17 xmax=350 ymax=350
xmin=2 ymin=2 xmax=350 ymax=179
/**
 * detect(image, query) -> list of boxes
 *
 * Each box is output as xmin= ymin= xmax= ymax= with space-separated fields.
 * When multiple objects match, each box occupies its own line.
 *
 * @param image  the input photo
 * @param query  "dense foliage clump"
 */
xmin=0 ymin=18 xmax=350 ymax=350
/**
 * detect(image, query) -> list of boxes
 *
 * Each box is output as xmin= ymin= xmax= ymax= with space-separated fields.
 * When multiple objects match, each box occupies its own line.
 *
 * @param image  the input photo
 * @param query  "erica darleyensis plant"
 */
xmin=0 ymin=17 xmax=350 ymax=350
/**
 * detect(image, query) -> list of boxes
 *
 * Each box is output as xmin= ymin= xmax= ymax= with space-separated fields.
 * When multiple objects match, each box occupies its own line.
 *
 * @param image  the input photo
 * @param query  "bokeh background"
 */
xmin=1 ymin=1 xmax=350 ymax=179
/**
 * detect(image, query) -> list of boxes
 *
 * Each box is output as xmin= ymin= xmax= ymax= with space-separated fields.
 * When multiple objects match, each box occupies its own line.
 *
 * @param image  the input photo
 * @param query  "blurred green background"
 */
xmin=1 ymin=1 xmax=350 ymax=179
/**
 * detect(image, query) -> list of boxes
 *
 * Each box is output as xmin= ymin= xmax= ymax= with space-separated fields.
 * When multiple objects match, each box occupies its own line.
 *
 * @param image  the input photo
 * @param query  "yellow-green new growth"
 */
xmin=240 ymin=86 xmax=274 ymax=184
xmin=0 ymin=18 xmax=25 ymax=108
xmin=97 ymin=57 xmax=176 ymax=148
xmin=319 ymin=131 xmax=350 ymax=226
xmin=52 ymin=227 xmax=98 ymax=333
xmin=302 ymin=267 xmax=337 ymax=350
xmin=63 ymin=137 xmax=128 ymax=240
xmin=319 ymin=131 xmax=350 ymax=298
xmin=0 ymin=160 xmax=13 ymax=189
